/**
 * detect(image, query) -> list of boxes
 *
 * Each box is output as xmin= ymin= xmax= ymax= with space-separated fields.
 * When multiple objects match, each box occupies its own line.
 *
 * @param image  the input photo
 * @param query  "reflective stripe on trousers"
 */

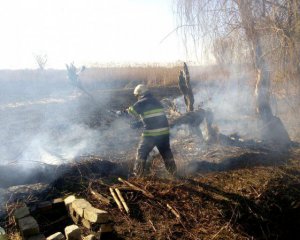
xmin=142 ymin=127 xmax=169 ymax=137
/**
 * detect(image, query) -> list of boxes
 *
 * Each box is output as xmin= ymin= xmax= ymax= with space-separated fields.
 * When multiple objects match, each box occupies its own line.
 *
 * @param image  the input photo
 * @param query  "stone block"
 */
xmin=71 ymin=199 xmax=91 ymax=217
xmin=64 ymin=225 xmax=81 ymax=240
xmin=83 ymin=234 xmax=96 ymax=240
xmin=14 ymin=206 xmax=30 ymax=220
xmin=18 ymin=216 xmax=39 ymax=238
xmin=69 ymin=206 xmax=81 ymax=225
xmin=46 ymin=232 xmax=65 ymax=240
xmin=37 ymin=201 xmax=52 ymax=212
xmin=68 ymin=204 xmax=81 ymax=224
xmin=52 ymin=198 xmax=65 ymax=209
xmin=81 ymin=219 xmax=100 ymax=232
xmin=83 ymin=207 xmax=109 ymax=224
xmin=81 ymin=219 xmax=91 ymax=230
xmin=27 ymin=234 xmax=46 ymax=240
xmin=64 ymin=196 xmax=76 ymax=206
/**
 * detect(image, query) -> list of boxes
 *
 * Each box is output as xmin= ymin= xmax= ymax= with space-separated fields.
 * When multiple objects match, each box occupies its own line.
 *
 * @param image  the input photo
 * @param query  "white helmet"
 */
xmin=133 ymin=84 xmax=149 ymax=97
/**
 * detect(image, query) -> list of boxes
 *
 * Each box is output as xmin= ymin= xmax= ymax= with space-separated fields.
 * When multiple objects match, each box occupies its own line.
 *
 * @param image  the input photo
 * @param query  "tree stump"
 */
xmin=178 ymin=62 xmax=194 ymax=112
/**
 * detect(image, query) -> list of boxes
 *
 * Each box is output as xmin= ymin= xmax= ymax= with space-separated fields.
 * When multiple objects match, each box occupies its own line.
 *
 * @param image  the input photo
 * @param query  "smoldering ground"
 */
xmin=0 ymin=65 xmax=297 ymax=214
xmin=0 ymin=73 xmax=140 ymax=187
xmin=173 ymin=67 xmax=277 ymax=140
xmin=196 ymin=82 xmax=258 ymax=138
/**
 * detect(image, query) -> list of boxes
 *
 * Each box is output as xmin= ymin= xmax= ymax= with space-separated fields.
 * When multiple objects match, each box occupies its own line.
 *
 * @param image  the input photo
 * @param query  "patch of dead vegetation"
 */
xmin=4 ymin=148 xmax=299 ymax=239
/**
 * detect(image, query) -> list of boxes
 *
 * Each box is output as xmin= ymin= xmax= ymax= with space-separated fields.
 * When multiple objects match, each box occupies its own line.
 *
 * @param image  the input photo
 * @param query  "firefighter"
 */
xmin=127 ymin=84 xmax=177 ymax=177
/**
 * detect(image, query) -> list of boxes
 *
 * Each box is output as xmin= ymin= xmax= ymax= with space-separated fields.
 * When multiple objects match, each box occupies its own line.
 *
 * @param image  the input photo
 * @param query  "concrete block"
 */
xmin=37 ymin=201 xmax=52 ymax=212
xmin=81 ymin=219 xmax=91 ymax=230
xmin=64 ymin=196 xmax=76 ymax=206
xmin=69 ymin=206 xmax=81 ymax=225
xmin=81 ymin=219 xmax=100 ymax=232
xmin=46 ymin=232 xmax=65 ymax=240
xmin=27 ymin=234 xmax=46 ymax=240
xmin=14 ymin=206 xmax=30 ymax=220
xmin=52 ymin=198 xmax=64 ymax=204
xmin=83 ymin=234 xmax=96 ymax=240
xmin=83 ymin=207 xmax=109 ymax=224
xmin=18 ymin=216 xmax=39 ymax=237
xmin=68 ymin=204 xmax=81 ymax=224
xmin=52 ymin=198 xmax=65 ymax=209
xmin=64 ymin=225 xmax=81 ymax=240
xmin=71 ymin=199 xmax=91 ymax=217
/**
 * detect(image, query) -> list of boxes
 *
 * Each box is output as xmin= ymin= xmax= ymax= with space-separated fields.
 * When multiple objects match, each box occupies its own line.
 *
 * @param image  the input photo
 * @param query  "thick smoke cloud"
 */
xmin=0 ymin=75 xmax=138 ymax=184
xmin=0 ymin=74 xmax=142 ymax=214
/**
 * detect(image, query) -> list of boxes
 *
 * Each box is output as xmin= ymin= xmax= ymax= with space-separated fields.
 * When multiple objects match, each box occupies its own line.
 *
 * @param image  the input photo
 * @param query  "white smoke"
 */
xmin=174 ymin=68 xmax=260 ymax=139
xmin=0 ymin=73 xmax=138 ymax=171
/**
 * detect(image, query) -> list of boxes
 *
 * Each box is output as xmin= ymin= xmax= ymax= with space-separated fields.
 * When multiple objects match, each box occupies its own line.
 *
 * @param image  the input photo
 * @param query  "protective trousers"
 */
xmin=134 ymin=135 xmax=177 ymax=177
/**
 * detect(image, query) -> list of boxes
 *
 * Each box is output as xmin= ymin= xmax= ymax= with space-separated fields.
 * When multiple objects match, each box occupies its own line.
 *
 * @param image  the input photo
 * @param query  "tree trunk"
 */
xmin=178 ymin=62 xmax=194 ymax=112
xmin=237 ymin=0 xmax=291 ymax=148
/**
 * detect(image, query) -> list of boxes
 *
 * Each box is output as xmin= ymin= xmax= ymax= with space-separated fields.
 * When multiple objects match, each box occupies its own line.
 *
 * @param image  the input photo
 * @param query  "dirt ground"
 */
xmin=1 ymin=85 xmax=300 ymax=239
xmin=4 ymin=145 xmax=300 ymax=240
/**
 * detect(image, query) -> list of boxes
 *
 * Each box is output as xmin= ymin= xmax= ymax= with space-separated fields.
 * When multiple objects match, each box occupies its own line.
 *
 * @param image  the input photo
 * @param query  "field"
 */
xmin=0 ymin=65 xmax=300 ymax=239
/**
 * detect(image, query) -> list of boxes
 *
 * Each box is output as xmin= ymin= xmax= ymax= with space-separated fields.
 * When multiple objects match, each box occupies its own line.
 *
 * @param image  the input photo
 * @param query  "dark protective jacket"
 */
xmin=128 ymin=93 xmax=169 ymax=137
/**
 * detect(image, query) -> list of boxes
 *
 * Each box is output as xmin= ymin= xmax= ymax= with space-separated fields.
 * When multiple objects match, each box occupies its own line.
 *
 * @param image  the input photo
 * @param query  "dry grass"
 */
xmin=5 ymin=150 xmax=299 ymax=239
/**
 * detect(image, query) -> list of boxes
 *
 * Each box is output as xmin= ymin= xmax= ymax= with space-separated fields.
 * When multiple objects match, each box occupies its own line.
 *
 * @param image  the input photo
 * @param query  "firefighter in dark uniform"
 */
xmin=128 ymin=84 xmax=177 ymax=177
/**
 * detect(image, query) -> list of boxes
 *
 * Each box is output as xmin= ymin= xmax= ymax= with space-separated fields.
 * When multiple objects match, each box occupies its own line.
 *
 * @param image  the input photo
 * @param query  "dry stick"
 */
xmin=115 ymin=186 xmax=134 ymax=191
xmin=109 ymin=188 xmax=124 ymax=212
xmin=119 ymin=178 xmax=182 ymax=221
xmin=166 ymin=203 xmax=181 ymax=219
xmin=115 ymin=188 xmax=130 ymax=214
xmin=211 ymin=206 xmax=237 ymax=240
xmin=118 ymin=177 xmax=154 ymax=199
xmin=90 ymin=188 xmax=110 ymax=205
xmin=149 ymin=220 xmax=157 ymax=232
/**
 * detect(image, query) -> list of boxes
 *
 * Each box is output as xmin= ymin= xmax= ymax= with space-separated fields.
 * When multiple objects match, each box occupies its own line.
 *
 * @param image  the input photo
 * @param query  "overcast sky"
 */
xmin=0 ymin=0 xmax=191 ymax=69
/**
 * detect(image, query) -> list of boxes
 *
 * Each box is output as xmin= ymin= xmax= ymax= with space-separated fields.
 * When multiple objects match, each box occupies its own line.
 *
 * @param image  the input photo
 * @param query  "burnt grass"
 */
xmin=4 ymin=146 xmax=300 ymax=240
xmin=2 ymin=86 xmax=300 ymax=239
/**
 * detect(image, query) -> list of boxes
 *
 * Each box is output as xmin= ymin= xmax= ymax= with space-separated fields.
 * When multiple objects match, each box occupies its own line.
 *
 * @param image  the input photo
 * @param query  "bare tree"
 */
xmin=212 ymin=37 xmax=235 ymax=67
xmin=34 ymin=54 xmax=47 ymax=70
xmin=174 ymin=0 xmax=292 ymax=147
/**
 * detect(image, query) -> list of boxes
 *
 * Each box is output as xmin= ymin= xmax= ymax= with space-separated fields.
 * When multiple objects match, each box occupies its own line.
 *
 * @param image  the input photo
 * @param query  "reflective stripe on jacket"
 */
xmin=128 ymin=93 xmax=169 ymax=137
